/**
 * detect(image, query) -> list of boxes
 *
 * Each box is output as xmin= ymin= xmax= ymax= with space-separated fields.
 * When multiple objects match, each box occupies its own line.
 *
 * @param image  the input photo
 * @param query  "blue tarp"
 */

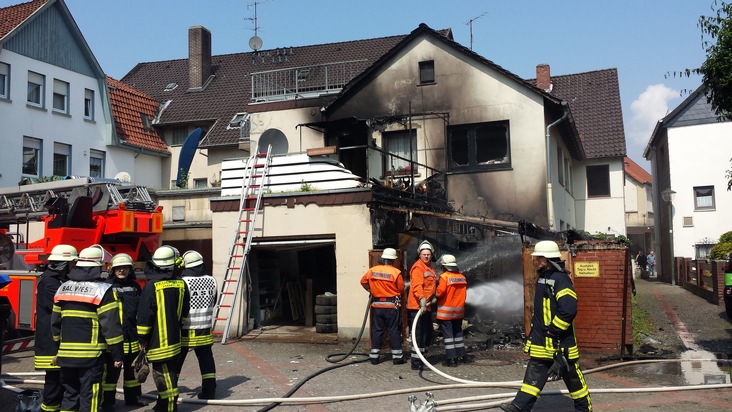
xmin=176 ymin=128 xmax=204 ymax=188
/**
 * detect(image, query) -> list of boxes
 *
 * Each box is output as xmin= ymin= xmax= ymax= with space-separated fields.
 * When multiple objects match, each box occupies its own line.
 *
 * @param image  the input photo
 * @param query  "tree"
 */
xmin=698 ymin=1 xmax=732 ymax=121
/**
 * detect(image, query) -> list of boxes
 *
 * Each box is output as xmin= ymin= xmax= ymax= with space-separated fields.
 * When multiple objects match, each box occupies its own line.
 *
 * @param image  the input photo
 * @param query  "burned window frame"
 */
xmin=447 ymin=120 xmax=511 ymax=172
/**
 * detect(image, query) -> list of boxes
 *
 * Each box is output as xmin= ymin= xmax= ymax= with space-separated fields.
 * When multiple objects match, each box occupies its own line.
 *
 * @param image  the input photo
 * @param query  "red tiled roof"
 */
xmin=122 ymin=34 xmax=407 ymax=148
xmin=0 ymin=0 xmax=47 ymax=40
xmin=624 ymin=156 xmax=652 ymax=185
xmin=549 ymin=68 xmax=627 ymax=159
xmin=107 ymin=76 xmax=169 ymax=154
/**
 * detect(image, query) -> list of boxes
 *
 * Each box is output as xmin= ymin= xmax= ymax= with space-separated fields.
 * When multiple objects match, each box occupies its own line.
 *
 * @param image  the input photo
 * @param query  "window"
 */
xmin=22 ymin=137 xmax=42 ymax=176
xmin=84 ymin=89 xmax=94 ymax=120
xmin=227 ymin=113 xmax=249 ymax=129
xmin=557 ymin=147 xmax=564 ymax=186
xmin=193 ymin=178 xmax=207 ymax=188
xmin=89 ymin=149 xmax=105 ymax=178
xmin=27 ymin=71 xmax=45 ymax=106
xmin=694 ymin=186 xmax=715 ymax=210
xmin=0 ymin=62 xmax=9 ymax=99
xmin=586 ymin=165 xmax=610 ymax=197
xmin=170 ymin=127 xmax=188 ymax=145
xmin=383 ymin=130 xmax=417 ymax=176
xmin=52 ymin=79 xmax=69 ymax=113
xmin=419 ymin=60 xmax=434 ymax=84
xmin=164 ymin=82 xmax=178 ymax=92
xmin=564 ymin=158 xmax=571 ymax=193
xmin=448 ymin=121 xmax=510 ymax=171
xmin=53 ymin=143 xmax=71 ymax=176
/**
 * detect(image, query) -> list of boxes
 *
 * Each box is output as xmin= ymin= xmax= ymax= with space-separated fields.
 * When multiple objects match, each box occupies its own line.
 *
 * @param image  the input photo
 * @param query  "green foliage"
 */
xmin=710 ymin=230 xmax=732 ymax=259
xmin=176 ymin=169 xmax=189 ymax=189
xmin=299 ymin=180 xmax=315 ymax=192
xmin=18 ymin=175 xmax=65 ymax=185
xmin=698 ymin=1 xmax=732 ymax=121
xmin=632 ymin=297 xmax=654 ymax=347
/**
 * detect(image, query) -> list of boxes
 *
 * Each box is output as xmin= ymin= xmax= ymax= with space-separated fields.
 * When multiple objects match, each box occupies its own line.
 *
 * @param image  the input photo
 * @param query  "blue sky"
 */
xmin=56 ymin=0 xmax=714 ymax=168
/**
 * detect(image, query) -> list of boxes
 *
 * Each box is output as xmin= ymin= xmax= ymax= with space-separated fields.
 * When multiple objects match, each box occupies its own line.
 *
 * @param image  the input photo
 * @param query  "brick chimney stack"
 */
xmin=536 ymin=64 xmax=552 ymax=92
xmin=189 ymin=26 xmax=212 ymax=89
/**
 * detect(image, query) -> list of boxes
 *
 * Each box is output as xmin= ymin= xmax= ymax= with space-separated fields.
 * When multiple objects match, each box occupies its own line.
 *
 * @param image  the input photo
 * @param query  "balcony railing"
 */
xmin=251 ymin=60 xmax=370 ymax=102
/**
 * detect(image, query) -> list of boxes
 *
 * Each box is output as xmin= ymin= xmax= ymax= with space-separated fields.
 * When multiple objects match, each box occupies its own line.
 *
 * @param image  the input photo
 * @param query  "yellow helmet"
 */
xmin=531 ymin=240 xmax=562 ymax=258
xmin=111 ymin=253 xmax=134 ymax=268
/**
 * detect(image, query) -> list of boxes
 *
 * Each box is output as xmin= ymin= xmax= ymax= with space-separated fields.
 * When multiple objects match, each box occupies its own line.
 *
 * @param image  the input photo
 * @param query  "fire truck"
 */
xmin=0 ymin=177 xmax=163 ymax=339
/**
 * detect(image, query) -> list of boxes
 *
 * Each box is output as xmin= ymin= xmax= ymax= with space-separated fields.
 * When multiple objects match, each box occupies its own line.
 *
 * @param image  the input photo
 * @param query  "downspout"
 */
xmin=545 ymin=102 xmax=569 ymax=231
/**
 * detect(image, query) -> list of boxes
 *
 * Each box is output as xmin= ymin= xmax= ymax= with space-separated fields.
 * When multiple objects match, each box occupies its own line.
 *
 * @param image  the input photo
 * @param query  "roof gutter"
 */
xmin=119 ymin=141 xmax=170 ymax=158
xmin=544 ymin=101 xmax=569 ymax=231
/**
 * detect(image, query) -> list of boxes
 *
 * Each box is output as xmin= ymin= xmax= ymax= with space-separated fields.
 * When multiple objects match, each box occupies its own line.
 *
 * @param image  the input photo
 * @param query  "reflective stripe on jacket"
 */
xmin=360 ymin=264 xmax=404 ymax=307
xmin=107 ymin=277 xmax=142 ymax=354
xmin=407 ymin=259 xmax=436 ymax=310
xmin=34 ymin=268 xmax=64 ymax=370
xmin=181 ymin=268 xmax=217 ymax=347
xmin=435 ymin=270 xmax=466 ymax=320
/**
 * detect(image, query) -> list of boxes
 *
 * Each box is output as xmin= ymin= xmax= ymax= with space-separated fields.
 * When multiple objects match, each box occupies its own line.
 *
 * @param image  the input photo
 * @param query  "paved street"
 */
xmin=1 ymin=275 xmax=731 ymax=411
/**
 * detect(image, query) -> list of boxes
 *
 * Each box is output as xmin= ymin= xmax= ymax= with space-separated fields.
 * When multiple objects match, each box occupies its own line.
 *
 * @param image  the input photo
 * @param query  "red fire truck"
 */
xmin=0 ymin=177 xmax=162 ymax=339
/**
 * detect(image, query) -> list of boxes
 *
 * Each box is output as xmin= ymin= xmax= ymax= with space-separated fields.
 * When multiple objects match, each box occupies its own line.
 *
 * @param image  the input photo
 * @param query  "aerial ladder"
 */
xmin=214 ymin=146 xmax=272 ymax=344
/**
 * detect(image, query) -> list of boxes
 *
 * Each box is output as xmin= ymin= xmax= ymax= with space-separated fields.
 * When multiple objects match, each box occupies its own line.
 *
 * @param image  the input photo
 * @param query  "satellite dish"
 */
xmin=249 ymin=35 xmax=263 ymax=51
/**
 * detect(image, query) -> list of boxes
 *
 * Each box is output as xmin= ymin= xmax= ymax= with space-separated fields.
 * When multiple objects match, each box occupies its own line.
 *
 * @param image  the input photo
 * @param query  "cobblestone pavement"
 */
xmin=1 ymin=275 xmax=731 ymax=411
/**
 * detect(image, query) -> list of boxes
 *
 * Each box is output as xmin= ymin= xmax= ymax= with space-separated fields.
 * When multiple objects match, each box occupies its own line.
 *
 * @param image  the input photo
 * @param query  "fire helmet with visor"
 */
xmin=531 ymin=240 xmax=562 ymax=259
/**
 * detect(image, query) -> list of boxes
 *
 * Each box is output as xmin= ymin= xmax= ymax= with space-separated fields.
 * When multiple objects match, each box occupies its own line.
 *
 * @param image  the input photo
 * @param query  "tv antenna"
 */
xmin=247 ymin=1 xmax=263 ymax=51
xmin=466 ymin=12 xmax=488 ymax=50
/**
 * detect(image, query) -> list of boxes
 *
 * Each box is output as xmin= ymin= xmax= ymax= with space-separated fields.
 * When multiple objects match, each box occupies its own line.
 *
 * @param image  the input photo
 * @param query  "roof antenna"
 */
xmin=247 ymin=1 xmax=263 ymax=51
xmin=466 ymin=12 xmax=488 ymax=50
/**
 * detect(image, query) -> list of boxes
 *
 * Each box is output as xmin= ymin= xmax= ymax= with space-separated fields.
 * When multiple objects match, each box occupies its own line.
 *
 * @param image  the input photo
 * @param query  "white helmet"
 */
xmin=48 ymin=244 xmax=78 ymax=262
xmin=531 ymin=240 xmax=562 ymax=258
xmin=182 ymin=251 xmax=204 ymax=268
xmin=111 ymin=253 xmax=134 ymax=268
xmin=152 ymin=245 xmax=180 ymax=268
xmin=417 ymin=241 xmax=434 ymax=253
xmin=440 ymin=254 xmax=458 ymax=268
xmin=76 ymin=245 xmax=106 ymax=267
xmin=381 ymin=248 xmax=398 ymax=260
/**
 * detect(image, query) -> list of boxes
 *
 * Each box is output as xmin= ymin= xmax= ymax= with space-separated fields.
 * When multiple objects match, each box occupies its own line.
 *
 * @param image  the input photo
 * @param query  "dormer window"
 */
xmin=228 ymin=112 xmax=249 ymax=129
xmin=164 ymin=82 xmax=178 ymax=92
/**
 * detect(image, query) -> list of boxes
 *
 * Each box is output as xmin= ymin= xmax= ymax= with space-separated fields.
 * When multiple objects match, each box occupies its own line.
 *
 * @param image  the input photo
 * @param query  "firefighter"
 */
xmin=434 ymin=254 xmax=467 ymax=367
xmin=138 ymin=245 xmax=190 ymax=412
xmin=500 ymin=240 xmax=592 ymax=412
xmin=35 ymin=244 xmax=77 ymax=412
xmin=407 ymin=240 xmax=437 ymax=371
xmin=51 ymin=245 xmax=124 ymax=412
xmin=176 ymin=250 xmax=218 ymax=399
xmin=360 ymin=248 xmax=406 ymax=365
xmin=101 ymin=253 xmax=147 ymax=410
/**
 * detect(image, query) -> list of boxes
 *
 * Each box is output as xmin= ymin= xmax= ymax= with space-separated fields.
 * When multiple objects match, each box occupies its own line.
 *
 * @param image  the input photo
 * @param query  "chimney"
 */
xmin=536 ymin=64 xmax=552 ymax=92
xmin=189 ymin=26 xmax=212 ymax=89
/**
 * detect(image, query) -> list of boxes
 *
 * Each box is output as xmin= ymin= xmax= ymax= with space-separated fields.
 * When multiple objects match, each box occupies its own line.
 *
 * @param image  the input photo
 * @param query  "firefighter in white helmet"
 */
xmin=406 ymin=240 xmax=437 ymax=370
xmin=102 ymin=253 xmax=147 ymax=410
xmin=500 ymin=240 xmax=592 ymax=412
xmin=35 ymin=244 xmax=77 ymax=412
xmin=435 ymin=254 xmax=467 ymax=367
xmin=176 ymin=250 xmax=218 ymax=399
xmin=360 ymin=248 xmax=406 ymax=365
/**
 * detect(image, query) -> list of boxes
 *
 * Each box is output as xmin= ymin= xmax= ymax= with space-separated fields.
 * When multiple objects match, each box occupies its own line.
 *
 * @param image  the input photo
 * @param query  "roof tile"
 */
xmin=0 ymin=0 xmax=47 ymax=40
xmin=107 ymin=76 xmax=168 ymax=154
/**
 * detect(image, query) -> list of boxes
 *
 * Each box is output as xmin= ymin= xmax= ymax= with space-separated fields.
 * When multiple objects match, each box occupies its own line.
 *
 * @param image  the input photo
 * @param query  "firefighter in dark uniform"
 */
xmin=176 ymin=250 xmax=218 ymax=399
xmin=35 ymin=244 xmax=77 ymax=412
xmin=138 ymin=245 xmax=190 ymax=412
xmin=500 ymin=240 xmax=592 ymax=412
xmin=102 ymin=253 xmax=148 ymax=410
xmin=360 ymin=248 xmax=406 ymax=365
xmin=51 ymin=245 xmax=124 ymax=412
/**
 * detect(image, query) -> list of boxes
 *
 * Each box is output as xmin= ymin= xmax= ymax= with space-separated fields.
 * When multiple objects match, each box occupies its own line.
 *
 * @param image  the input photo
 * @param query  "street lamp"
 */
xmin=661 ymin=188 xmax=676 ymax=286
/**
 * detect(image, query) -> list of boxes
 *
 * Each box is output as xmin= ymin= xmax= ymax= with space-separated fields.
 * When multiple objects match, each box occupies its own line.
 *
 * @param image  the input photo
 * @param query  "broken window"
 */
xmin=586 ymin=164 xmax=610 ymax=197
xmin=419 ymin=60 xmax=434 ymax=84
xmin=383 ymin=129 xmax=417 ymax=176
xmin=448 ymin=121 xmax=510 ymax=171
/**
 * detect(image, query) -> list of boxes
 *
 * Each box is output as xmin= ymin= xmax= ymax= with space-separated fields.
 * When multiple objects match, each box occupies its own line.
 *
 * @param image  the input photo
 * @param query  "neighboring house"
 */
xmin=624 ymin=156 xmax=654 ymax=255
xmin=0 ymin=0 xmax=165 ymax=187
xmin=645 ymin=87 xmax=732 ymax=283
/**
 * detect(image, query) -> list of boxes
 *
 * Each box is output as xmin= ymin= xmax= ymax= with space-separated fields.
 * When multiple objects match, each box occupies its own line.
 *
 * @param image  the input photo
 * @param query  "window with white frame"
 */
xmin=22 ymin=137 xmax=42 ymax=177
xmin=0 ymin=62 xmax=9 ymax=99
xmin=53 ymin=143 xmax=71 ymax=176
xmin=52 ymin=79 xmax=69 ymax=113
xmin=383 ymin=129 xmax=417 ymax=176
xmin=89 ymin=149 xmax=105 ymax=178
xmin=693 ymin=186 xmax=715 ymax=210
xmin=193 ymin=178 xmax=207 ymax=188
xmin=84 ymin=89 xmax=94 ymax=120
xmin=27 ymin=71 xmax=44 ymax=107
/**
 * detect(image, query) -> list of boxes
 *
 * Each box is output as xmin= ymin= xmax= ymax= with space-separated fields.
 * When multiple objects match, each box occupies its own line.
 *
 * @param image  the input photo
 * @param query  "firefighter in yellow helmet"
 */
xmin=500 ymin=240 xmax=592 ymax=412
xmin=35 ymin=244 xmax=77 ymax=412
xmin=51 ymin=245 xmax=124 ymax=412
xmin=137 ymin=245 xmax=190 ymax=412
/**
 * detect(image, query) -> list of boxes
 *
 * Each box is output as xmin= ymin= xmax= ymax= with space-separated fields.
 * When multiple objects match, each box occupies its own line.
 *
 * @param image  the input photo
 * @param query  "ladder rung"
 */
xmin=230 ymin=254 xmax=243 ymax=258
xmin=234 ymin=242 xmax=246 ymax=246
xmin=224 ymin=280 xmax=238 ymax=283
xmin=243 ymin=208 xmax=254 ymax=211
xmin=212 ymin=331 xmax=223 ymax=335
xmin=227 ymin=267 xmax=240 ymax=271
xmin=240 ymin=219 xmax=252 ymax=223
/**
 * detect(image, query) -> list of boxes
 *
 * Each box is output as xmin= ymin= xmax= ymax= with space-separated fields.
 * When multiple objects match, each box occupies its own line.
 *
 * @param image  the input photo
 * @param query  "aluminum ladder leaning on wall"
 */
xmin=213 ymin=145 xmax=272 ymax=344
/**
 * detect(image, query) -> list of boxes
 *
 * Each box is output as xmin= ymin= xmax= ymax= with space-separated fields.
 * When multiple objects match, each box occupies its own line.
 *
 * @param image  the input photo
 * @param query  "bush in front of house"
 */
xmin=710 ymin=230 xmax=732 ymax=260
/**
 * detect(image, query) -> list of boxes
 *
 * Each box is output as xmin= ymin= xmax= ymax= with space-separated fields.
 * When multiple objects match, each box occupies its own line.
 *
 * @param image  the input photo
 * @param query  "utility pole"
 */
xmin=466 ymin=12 xmax=488 ymax=50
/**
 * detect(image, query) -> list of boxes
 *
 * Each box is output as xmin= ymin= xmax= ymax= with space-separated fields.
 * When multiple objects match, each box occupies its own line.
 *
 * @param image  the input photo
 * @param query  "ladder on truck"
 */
xmin=214 ymin=146 xmax=272 ymax=344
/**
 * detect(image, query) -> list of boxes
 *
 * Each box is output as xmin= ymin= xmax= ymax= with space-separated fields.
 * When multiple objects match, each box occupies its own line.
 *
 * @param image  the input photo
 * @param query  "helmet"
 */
xmin=182 ymin=251 xmax=204 ymax=268
xmin=152 ymin=245 xmax=180 ymax=268
xmin=381 ymin=248 xmax=398 ymax=260
xmin=531 ymin=240 xmax=562 ymax=258
xmin=48 ymin=244 xmax=78 ymax=262
xmin=440 ymin=254 xmax=458 ymax=268
xmin=417 ymin=241 xmax=434 ymax=253
xmin=111 ymin=253 xmax=134 ymax=268
xmin=76 ymin=245 xmax=106 ymax=267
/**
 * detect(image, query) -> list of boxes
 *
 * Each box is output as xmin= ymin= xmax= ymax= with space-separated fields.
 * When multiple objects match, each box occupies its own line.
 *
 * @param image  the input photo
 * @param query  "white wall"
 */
xmin=574 ymin=158 xmax=627 ymax=236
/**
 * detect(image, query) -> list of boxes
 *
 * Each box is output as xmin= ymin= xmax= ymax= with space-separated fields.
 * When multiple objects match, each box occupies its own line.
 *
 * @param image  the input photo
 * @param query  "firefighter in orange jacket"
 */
xmin=435 ymin=254 xmax=467 ymax=367
xmin=407 ymin=240 xmax=437 ymax=370
xmin=360 ymin=248 xmax=406 ymax=365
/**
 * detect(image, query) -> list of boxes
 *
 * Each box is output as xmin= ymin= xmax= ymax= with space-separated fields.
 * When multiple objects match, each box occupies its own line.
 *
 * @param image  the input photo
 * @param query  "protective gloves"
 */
xmin=419 ymin=298 xmax=427 ymax=311
xmin=547 ymin=347 xmax=570 ymax=381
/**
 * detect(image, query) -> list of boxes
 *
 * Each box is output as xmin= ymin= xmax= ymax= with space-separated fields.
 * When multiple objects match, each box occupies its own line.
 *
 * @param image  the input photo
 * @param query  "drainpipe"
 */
xmin=544 ymin=102 xmax=569 ymax=231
